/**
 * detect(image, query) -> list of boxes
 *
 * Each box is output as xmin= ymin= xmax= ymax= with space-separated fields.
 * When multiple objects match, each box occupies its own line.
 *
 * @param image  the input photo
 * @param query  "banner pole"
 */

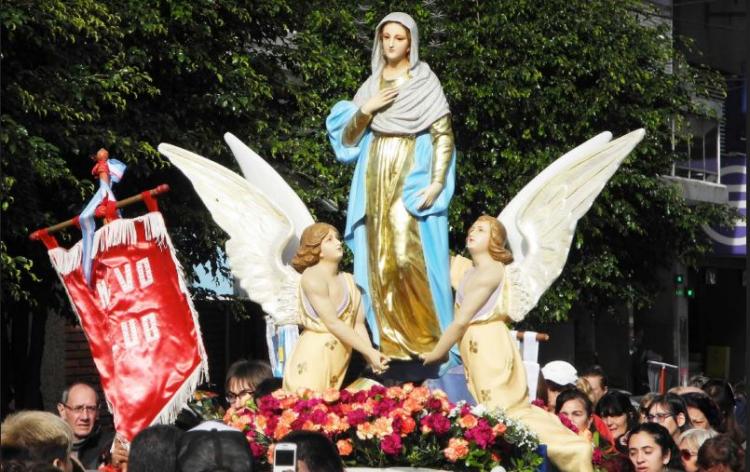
xmin=29 ymin=184 xmax=170 ymax=240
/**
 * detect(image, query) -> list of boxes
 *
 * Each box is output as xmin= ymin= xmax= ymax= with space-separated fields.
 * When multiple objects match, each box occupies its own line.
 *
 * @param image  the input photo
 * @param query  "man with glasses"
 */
xmin=224 ymin=359 xmax=273 ymax=411
xmin=57 ymin=382 xmax=114 ymax=470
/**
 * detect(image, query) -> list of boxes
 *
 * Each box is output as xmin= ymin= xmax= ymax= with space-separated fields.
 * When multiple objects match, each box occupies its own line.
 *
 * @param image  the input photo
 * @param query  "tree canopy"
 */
xmin=1 ymin=0 xmax=732 ymax=392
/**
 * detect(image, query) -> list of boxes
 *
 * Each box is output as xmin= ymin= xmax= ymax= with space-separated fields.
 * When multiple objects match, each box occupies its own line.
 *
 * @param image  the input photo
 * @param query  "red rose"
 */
xmin=426 ymin=398 xmax=443 ymax=410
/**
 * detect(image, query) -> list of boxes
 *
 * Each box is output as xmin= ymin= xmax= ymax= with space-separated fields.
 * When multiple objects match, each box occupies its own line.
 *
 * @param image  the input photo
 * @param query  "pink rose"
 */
xmin=249 ymin=441 xmax=265 ymax=458
xmin=310 ymin=409 xmax=327 ymax=424
xmin=347 ymin=408 xmax=368 ymax=426
xmin=592 ymin=447 xmax=603 ymax=465
xmin=373 ymin=397 xmax=397 ymax=416
xmin=420 ymin=413 xmax=451 ymax=435
xmin=426 ymin=398 xmax=443 ymax=410
xmin=465 ymin=419 xmax=494 ymax=449
xmin=531 ymin=398 xmax=546 ymax=409
xmin=369 ymin=385 xmax=387 ymax=397
xmin=257 ymin=396 xmax=280 ymax=413
xmin=443 ymin=438 xmax=470 ymax=462
xmin=558 ymin=414 xmax=579 ymax=434
xmin=380 ymin=433 xmax=402 ymax=455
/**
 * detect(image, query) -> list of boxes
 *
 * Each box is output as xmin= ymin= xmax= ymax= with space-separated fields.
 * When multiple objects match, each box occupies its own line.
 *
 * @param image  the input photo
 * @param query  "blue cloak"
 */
xmin=326 ymin=100 xmax=458 ymax=366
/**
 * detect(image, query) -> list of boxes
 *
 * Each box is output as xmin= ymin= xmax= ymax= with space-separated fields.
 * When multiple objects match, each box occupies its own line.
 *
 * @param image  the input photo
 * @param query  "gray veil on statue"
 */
xmin=326 ymin=12 xmax=457 ymax=365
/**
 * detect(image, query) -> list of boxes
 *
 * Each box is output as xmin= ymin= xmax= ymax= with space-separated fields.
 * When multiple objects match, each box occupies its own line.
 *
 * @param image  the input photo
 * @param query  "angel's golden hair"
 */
xmin=473 ymin=215 xmax=514 ymax=264
xmin=291 ymin=223 xmax=339 ymax=273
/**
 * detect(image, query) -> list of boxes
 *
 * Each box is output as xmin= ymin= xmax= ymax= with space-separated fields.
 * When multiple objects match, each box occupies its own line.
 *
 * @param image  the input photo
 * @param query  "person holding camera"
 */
xmin=274 ymin=431 xmax=343 ymax=472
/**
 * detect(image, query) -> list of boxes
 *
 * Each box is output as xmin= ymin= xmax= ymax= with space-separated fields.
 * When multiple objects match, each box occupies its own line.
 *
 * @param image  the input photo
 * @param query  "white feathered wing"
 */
xmin=498 ymin=129 xmax=646 ymax=322
xmin=157 ymin=143 xmax=303 ymax=328
xmin=223 ymin=132 xmax=314 ymax=264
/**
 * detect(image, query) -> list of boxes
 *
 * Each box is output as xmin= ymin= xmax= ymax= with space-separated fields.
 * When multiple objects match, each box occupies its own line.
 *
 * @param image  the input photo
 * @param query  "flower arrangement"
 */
xmin=188 ymin=390 xmax=226 ymax=421
xmin=224 ymin=384 xmax=543 ymax=471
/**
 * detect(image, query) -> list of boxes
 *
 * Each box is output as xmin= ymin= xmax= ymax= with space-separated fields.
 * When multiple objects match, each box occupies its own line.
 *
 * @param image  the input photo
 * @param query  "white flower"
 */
xmin=470 ymin=404 xmax=487 ymax=416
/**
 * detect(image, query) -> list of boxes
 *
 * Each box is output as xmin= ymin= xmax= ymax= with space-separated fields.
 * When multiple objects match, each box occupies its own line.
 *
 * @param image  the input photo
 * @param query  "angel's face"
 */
xmin=466 ymin=220 xmax=491 ymax=253
xmin=319 ymin=229 xmax=344 ymax=262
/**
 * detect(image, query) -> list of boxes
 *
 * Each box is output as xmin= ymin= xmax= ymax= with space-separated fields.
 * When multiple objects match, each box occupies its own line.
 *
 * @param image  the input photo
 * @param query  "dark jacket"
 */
xmin=73 ymin=426 xmax=115 ymax=470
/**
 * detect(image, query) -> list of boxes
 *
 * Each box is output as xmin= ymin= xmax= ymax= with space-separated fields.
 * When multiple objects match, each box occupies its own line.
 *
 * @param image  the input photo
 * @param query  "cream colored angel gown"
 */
xmin=456 ymin=266 xmax=593 ymax=472
xmin=283 ymin=273 xmax=361 ymax=392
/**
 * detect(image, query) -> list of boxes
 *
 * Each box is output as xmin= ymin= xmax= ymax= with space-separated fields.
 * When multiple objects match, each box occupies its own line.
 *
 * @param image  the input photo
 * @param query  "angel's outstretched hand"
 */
xmin=417 ymin=182 xmax=444 ymax=210
xmin=366 ymin=349 xmax=390 ymax=375
xmin=420 ymin=349 xmax=448 ymax=366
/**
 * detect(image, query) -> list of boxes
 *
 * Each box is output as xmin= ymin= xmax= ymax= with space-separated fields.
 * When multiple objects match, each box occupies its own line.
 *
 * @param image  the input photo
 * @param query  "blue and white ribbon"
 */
xmin=80 ymin=158 xmax=127 ymax=284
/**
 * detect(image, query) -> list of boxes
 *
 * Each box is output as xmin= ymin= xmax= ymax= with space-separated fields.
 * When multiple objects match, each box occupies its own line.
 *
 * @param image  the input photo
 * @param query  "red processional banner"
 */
xmin=47 ymin=212 xmax=208 ymax=442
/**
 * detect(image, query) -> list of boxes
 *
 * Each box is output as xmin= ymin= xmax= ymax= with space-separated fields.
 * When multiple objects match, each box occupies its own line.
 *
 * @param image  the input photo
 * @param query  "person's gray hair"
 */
xmin=1 ymin=411 xmax=74 ymax=461
xmin=679 ymin=428 xmax=718 ymax=450
xmin=60 ymin=381 xmax=99 ymax=405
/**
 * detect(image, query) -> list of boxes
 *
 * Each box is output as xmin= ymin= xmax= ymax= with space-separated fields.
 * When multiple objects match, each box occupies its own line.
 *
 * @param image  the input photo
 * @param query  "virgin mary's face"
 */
xmin=381 ymin=22 xmax=410 ymax=65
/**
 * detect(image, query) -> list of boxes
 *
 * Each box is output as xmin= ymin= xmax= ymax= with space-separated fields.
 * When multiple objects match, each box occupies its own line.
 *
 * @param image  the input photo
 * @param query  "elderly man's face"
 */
xmin=58 ymin=384 xmax=99 ymax=439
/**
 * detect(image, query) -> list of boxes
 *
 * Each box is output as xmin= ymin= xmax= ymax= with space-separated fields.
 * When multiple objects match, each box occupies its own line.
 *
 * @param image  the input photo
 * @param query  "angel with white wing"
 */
xmin=283 ymin=222 xmax=389 ymax=392
xmin=421 ymin=129 xmax=645 ymax=472
xmin=158 ymin=134 xmax=388 ymax=394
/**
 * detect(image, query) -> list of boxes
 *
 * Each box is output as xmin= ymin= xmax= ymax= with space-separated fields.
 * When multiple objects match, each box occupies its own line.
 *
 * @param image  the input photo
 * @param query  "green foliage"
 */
xmin=1 ymin=0 xmax=297 ymax=314
xmin=1 ymin=0 xmax=734 ymax=325
xmin=280 ymin=0 xmax=733 ymax=321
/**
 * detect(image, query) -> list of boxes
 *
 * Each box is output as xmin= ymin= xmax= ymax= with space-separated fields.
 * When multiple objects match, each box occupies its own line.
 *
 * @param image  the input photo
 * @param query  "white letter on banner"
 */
xmin=135 ymin=257 xmax=154 ymax=288
xmin=113 ymin=264 xmax=134 ymax=293
xmin=121 ymin=319 xmax=139 ymax=348
xmin=96 ymin=280 xmax=110 ymax=309
xmin=141 ymin=313 xmax=160 ymax=342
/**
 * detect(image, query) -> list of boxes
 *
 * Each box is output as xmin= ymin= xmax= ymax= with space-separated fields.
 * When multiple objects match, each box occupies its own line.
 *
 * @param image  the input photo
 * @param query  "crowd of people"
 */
xmin=538 ymin=362 xmax=746 ymax=472
xmin=1 ymin=358 xmax=746 ymax=472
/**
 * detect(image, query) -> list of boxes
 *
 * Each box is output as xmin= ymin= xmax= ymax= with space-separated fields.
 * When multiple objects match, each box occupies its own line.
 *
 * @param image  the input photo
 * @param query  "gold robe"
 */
xmin=344 ymin=72 xmax=454 ymax=359
xmin=456 ymin=267 xmax=594 ymax=472
xmin=282 ymin=273 xmax=361 ymax=392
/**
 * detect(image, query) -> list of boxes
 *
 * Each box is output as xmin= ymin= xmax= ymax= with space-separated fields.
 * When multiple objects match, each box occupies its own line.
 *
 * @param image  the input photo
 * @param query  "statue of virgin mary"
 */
xmin=326 ymin=12 xmax=456 ymax=362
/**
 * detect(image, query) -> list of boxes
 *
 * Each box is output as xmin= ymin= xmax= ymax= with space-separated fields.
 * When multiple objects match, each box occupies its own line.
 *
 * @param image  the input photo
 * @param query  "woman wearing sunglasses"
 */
xmin=678 ymin=428 xmax=717 ymax=472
